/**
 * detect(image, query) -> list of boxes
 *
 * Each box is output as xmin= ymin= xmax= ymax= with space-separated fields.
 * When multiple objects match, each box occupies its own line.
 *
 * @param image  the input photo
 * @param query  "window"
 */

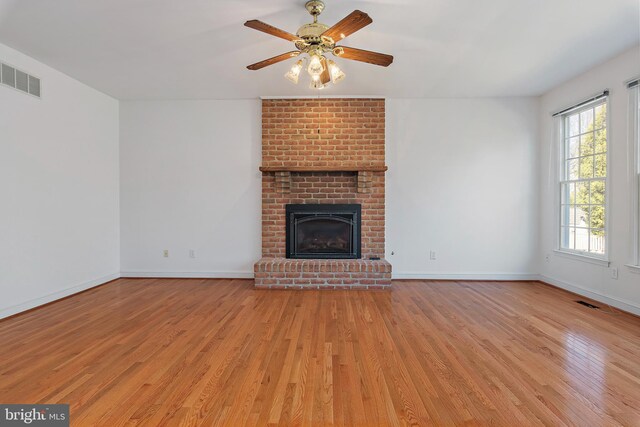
xmin=559 ymin=98 xmax=608 ymax=258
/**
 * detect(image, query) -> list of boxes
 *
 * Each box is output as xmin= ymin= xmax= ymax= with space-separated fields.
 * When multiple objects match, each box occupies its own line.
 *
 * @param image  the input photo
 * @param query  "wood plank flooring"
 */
xmin=0 ymin=279 xmax=639 ymax=426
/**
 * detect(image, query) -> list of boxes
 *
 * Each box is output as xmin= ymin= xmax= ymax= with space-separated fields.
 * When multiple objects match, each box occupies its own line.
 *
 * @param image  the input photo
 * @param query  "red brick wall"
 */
xmin=261 ymin=98 xmax=386 ymax=260
xmin=262 ymin=98 xmax=385 ymax=168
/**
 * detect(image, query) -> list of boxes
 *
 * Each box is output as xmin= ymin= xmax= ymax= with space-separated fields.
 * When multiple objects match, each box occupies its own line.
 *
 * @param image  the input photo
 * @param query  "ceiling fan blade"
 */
xmin=244 ymin=20 xmax=301 ymax=42
xmin=319 ymin=56 xmax=331 ymax=84
xmin=321 ymin=10 xmax=372 ymax=42
xmin=333 ymin=46 xmax=393 ymax=67
xmin=247 ymin=51 xmax=300 ymax=70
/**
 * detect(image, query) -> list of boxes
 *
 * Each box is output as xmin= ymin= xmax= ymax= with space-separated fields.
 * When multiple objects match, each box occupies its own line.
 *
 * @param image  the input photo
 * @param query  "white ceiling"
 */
xmin=0 ymin=0 xmax=638 ymax=100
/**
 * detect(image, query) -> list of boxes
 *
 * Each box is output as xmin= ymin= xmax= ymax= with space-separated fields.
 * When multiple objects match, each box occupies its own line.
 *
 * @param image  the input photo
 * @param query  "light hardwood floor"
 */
xmin=0 ymin=279 xmax=639 ymax=426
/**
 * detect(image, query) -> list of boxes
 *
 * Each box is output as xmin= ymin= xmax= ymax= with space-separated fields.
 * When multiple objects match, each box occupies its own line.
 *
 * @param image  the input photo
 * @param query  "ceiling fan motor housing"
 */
xmin=297 ymin=1 xmax=333 ymax=50
xmin=296 ymin=22 xmax=331 ymax=50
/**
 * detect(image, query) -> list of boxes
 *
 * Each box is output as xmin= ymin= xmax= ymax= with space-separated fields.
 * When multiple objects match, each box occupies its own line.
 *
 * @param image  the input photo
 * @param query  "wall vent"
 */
xmin=1 ymin=61 xmax=41 ymax=98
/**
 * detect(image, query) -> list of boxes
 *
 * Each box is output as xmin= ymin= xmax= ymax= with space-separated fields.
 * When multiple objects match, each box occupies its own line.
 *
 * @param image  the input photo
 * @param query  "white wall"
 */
xmin=120 ymin=98 xmax=540 ymax=280
xmin=119 ymin=100 xmax=261 ymax=277
xmin=0 ymin=43 xmax=120 ymax=318
xmin=386 ymin=98 xmax=540 ymax=279
xmin=538 ymin=46 xmax=640 ymax=315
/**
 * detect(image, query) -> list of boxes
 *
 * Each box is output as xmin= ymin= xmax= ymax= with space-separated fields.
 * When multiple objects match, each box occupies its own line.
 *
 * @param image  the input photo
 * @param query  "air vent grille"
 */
xmin=15 ymin=69 xmax=28 ymax=92
xmin=1 ymin=61 xmax=41 ymax=98
xmin=1 ymin=63 xmax=15 ymax=86
xmin=28 ymin=75 xmax=40 ymax=97
xmin=576 ymin=300 xmax=599 ymax=309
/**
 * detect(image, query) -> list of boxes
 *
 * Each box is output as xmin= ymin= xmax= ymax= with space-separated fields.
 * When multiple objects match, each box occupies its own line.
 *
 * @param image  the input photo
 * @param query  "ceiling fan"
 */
xmin=244 ymin=0 xmax=393 ymax=89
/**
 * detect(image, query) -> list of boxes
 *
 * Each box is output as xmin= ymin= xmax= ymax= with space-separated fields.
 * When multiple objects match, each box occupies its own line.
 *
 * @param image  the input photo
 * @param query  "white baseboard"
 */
xmin=392 ymin=272 xmax=540 ymax=281
xmin=122 ymin=271 xmax=536 ymax=281
xmin=0 ymin=272 xmax=120 ymax=320
xmin=120 ymin=271 xmax=254 ymax=279
xmin=539 ymin=275 xmax=640 ymax=316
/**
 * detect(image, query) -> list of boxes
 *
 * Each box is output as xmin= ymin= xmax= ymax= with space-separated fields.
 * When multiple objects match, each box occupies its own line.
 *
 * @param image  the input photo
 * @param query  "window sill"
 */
xmin=553 ymin=250 xmax=610 ymax=267
xmin=626 ymin=264 xmax=640 ymax=274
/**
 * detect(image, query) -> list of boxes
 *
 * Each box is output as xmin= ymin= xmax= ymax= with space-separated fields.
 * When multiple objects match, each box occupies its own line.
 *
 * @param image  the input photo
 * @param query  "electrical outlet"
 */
xmin=611 ymin=267 xmax=618 ymax=279
xmin=545 ymin=254 xmax=550 ymax=263
xmin=429 ymin=251 xmax=437 ymax=260
xmin=189 ymin=249 xmax=196 ymax=259
xmin=163 ymin=249 xmax=169 ymax=258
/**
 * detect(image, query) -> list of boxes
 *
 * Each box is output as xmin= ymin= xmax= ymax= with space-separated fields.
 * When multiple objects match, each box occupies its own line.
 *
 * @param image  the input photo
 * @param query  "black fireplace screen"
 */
xmin=286 ymin=204 xmax=361 ymax=259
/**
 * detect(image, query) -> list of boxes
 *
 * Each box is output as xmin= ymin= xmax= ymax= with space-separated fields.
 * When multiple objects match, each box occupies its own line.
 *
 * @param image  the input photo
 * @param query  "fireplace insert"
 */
xmin=286 ymin=204 xmax=361 ymax=259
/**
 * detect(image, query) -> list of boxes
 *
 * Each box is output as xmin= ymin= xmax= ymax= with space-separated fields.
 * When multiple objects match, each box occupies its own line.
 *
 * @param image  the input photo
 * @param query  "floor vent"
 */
xmin=576 ymin=300 xmax=599 ymax=309
xmin=1 ymin=61 xmax=41 ymax=98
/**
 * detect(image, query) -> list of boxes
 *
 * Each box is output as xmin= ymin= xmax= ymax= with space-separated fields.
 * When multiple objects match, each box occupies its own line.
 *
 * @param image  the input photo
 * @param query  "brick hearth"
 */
xmin=255 ymin=98 xmax=391 ymax=289
xmin=254 ymin=258 xmax=392 ymax=290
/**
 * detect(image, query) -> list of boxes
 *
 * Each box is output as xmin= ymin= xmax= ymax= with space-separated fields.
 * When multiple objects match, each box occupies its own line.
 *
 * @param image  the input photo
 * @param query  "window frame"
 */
xmin=629 ymin=85 xmax=640 ymax=271
xmin=556 ymin=96 xmax=611 ymax=262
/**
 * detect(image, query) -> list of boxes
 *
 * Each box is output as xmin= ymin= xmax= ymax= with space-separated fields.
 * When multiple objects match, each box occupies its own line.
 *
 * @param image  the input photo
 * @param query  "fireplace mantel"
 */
xmin=259 ymin=165 xmax=388 ymax=173
xmin=261 ymin=168 xmax=381 ymax=194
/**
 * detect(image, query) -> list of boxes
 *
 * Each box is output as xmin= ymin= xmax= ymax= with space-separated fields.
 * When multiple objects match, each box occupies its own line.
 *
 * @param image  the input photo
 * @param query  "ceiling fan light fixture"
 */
xmin=309 ymin=79 xmax=326 ymax=90
xmin=284 ymin=59 xmax=304 ymax=84
xmin=327 ymin=60 xmax=345 ymax=84
xmin=307 ymin=54 xmax=324 ymax=77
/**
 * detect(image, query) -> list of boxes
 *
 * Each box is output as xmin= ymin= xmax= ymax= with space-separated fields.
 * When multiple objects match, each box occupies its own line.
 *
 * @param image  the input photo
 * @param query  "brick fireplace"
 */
xmin=254 ymin=98 xmax=391 ymax=289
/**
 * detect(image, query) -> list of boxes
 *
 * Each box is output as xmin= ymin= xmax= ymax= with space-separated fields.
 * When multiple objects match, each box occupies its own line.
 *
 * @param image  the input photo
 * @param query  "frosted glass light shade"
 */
xmin=328 ymin=60 xmax=345 ymax=84
xmin=307 ymin=55 xmax=323 ymax=77
xmin=284 ymin=59 xmax=304 ymax=84
xmin=309 ymin=78 xmax=326 ymax=90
